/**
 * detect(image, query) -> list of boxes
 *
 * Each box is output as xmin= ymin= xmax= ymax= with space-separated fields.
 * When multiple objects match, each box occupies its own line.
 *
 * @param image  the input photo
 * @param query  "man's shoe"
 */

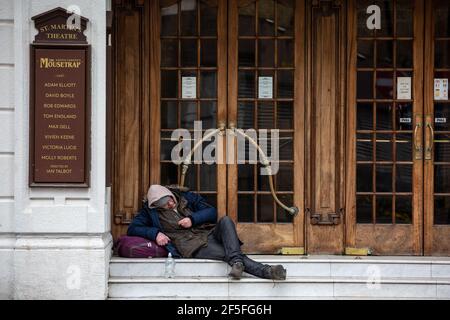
xmin=229 ymin=261 xmax=244 ymax=280
xmin=268 ymin=265 xmax=287 ymax=280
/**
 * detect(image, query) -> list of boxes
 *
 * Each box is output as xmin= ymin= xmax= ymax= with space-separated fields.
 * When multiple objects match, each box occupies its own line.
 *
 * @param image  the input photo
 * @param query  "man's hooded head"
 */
xmin=147 ymin=184 xmax=177 ymax=209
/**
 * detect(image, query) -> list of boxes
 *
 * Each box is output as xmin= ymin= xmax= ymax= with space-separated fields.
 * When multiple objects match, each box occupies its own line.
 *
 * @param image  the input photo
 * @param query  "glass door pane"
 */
xmin=229 ymin=0 xmax=300 ymax=253
xmin=236 ymin=0 xmax=295 ymax=225
xmin=159 ymin=0 xmax=219 ymax=206
xmin=424 ymin=0 xmax=450 ymax=255
xmin=352 ymin=0 xmax=423 ymax=255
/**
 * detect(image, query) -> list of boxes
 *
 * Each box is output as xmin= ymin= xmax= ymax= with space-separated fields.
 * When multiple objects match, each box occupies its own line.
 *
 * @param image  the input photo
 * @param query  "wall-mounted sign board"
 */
xmin=29 ymin=8 xmax=91 ymax=187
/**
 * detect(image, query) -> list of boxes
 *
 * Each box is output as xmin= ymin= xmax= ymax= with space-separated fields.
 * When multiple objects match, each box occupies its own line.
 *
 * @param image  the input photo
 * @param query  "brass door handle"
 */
xmin=425 ymin=115 xmax=434 ymax=161
xmin=414 ymin=115 xmax=423 ymax=160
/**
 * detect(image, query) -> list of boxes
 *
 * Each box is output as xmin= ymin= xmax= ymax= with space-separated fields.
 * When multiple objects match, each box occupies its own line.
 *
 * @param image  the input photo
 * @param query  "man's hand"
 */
xmin=156 ymin=232 xmax=171 ymax=246
xmin=178 ymin=217 xmax=192 ymax=229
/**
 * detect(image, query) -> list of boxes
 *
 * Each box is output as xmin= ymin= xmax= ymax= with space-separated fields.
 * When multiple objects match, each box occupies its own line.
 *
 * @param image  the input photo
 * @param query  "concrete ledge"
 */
xmin=0 ymin=233 xmax=113 ymax=300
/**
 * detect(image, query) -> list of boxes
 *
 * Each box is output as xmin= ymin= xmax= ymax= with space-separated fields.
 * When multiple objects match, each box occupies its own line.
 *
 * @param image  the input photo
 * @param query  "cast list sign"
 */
xmin=30 ymin=8 xmax=90 ymax=187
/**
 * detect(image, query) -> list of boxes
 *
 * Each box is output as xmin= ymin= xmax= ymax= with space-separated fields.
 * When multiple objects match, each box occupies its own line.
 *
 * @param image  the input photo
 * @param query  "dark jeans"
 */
xmin=193 ymin=216 xmax=270 ymax=279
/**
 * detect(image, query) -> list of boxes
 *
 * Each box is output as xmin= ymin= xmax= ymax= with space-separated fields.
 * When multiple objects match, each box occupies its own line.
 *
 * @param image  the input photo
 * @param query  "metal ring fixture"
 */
xmin=178 ymin=123 xmax=299 ymax=217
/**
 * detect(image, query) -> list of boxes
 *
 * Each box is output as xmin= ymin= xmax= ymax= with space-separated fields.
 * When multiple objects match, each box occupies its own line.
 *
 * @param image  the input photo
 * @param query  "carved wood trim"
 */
xmin=112 ymin=0 xmax=150 ymax=235
xmin=309 ymin=0 xmax=345 ymax=226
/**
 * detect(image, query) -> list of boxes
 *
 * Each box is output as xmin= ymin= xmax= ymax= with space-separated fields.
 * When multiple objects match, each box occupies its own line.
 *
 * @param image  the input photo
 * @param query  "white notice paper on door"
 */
xmin=397 ymin=77 xmax=411 ymax=100
xmin=182 ymin=77 xmax=197 ymax=99
xmin=258 ymin=77 xmax=273 ymax=99
xmin=434 ymin=78 xmax=448 ymax=101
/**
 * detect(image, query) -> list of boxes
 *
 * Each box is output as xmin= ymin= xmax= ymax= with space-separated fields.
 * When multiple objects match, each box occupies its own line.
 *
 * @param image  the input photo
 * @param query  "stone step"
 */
xmin=109 ymin=255 xmax=450 ymax=279
xmin=108 ymin=276 xmax=450 ymax=299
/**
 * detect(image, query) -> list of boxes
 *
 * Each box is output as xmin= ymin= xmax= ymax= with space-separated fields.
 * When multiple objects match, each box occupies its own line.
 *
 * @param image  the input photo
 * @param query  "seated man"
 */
xmin=128 ymin=184 xmax=287 ymax=280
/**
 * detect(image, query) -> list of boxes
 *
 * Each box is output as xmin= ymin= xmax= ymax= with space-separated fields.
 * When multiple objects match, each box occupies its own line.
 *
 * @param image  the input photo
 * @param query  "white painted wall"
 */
xmin=0 ymin=0 xmax=112 ymax=299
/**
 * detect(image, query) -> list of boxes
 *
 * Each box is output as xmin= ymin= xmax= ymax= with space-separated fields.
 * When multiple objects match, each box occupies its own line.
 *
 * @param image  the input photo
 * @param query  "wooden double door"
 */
xmin=111 ymin=0 xmax=450 ymax=255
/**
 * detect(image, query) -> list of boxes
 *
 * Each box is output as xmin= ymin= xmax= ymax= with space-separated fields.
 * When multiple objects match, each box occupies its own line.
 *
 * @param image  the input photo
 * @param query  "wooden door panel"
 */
xmin=112 ymin=0 xmax=150 ymax=240
xmin=306 ymin=0 xmax=346 ymax=254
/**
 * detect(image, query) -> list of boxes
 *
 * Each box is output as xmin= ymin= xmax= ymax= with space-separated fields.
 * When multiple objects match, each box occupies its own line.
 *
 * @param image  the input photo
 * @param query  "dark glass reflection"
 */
xmin=277 ymin=194 xmax=294 ymax=223
xmin=257 ymin=164 xmax=270 ymax=191
xmin=357 ymin=103 xmax=373 ymax=130
xmin=434 ymin=104 xmax=450 ymax=131
xmin=200 ymin=72 xmax=217 ymax=98
xmin=435 ymin=41 xmax=450 ymax=69
xmin=258 ymin=0 xmax=275 ymax=36
xmin=277 ymin=0 xmax=294 ymax=36
xmin=238 ymin=71 xmax=255 ymax=98
xmin=161 ymin=70 xmax=178 ymax=98
xmin=376 ymin=196 xmax=393 ymax=224
xmin=377 ymin=103 xmax=393 ymax=130
xmin=238 ymin=194 xmax=255 ymax=222
xmin=376 ymin=134 xmax=393 ymax=161
xmin=396 ymin=103 xmax=413 ymax=131
xmin=200 ymin=2 xmax=217 ymax=36
xmin=357 ymin=0 xmax=375 ymax=37
xmin=161 ymin=162 xmax=178 ymax=186
xmin=357 ymin=164 xmax=373 ymax=193
xmin=161 ymin=101 xmax=178 ymax=129
xmin=180 ymin=101 xmax=197 ymax=129
xmin=278 ymin=133 xmax=293 ymax=160
xmin=395 ymin=196 xmax=412 ymax=224
xmin=396 ymin=0 xmax=413 ymax=37
xmin=357 ymin=40 xmax=374 ymax=68
xmin=258 ymin=102 xmax=274 ymax=129
xmin=377 ymin=0 xmax=394 ymax=37
xmin=376 ymin=72 xmax=394 ymax=99
xmin=238 ymin=102 xmax=255 ymax=129
xmin=277 ymin=70 xmax=294 ymax=98
xmin=357 ymin=195 xmax=373 ymax=224
xmin=396 ymin=165 xmax=413 ymax=193
xmin=239 ymin=40 xmax=256 ymax=67
xmin=278 ymin=40 xmax=294 ymax=68
xmin=257 ymin=195 xmax=274 ymax=222
xmin=258 ymin=40 xmax=275 ymax=67
xmin=396 ymin=134 xmax=412 ymax=162
xmin=200 ymin=101 xmax=217 ymax=129
xmin=181 ymin=39 xmax=198 ymax=67
xmin=161 ymin=140 xmax=178 ymax=161
xmin=161 ymin=39 xmax=178 ymax=67
xmin=277 ymin=102 xmax=293 ymax=129
xmin=357 ymin=134 xmax=373 ymax=161
xmin=201 ymin=39 xmax=217 ymax=67
xmin=202 ymin=194 xmax=217 ymax=208
xmin=181 ymin=0 xmax=197 ymax=36
xmin=434 ymin=196 xmax=450 ymax=225
xmin=185 ymin=163 xmax=198 ymax=190
xmin=239 ymin=1 xmax=255 ymax=36
xmin=238 ymin=165 xmax=254 ymax=191
xmin=435 ymin=165 xmax=450 ymax=193
xmin=200 ymin=164 xmax=217 ymax=191
xmin=276 ymin=164 xmax=293 ymax=191
xmin=434 ymin=0 xmax=450 ymax=38
xmin=357 ymin=72 xmax=374 ymax=99
xmin=435 ymin=135 xmax=450 ymax=163
xmin=161 ymin=3 xmax=178 ymax=36
xmin=377 ymin=41 xmax=394 ymax=68
xmin=397 ymin=41 xmax=413 ymax=68
xmin=376 ymin=165 xmax=393 ymax=193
